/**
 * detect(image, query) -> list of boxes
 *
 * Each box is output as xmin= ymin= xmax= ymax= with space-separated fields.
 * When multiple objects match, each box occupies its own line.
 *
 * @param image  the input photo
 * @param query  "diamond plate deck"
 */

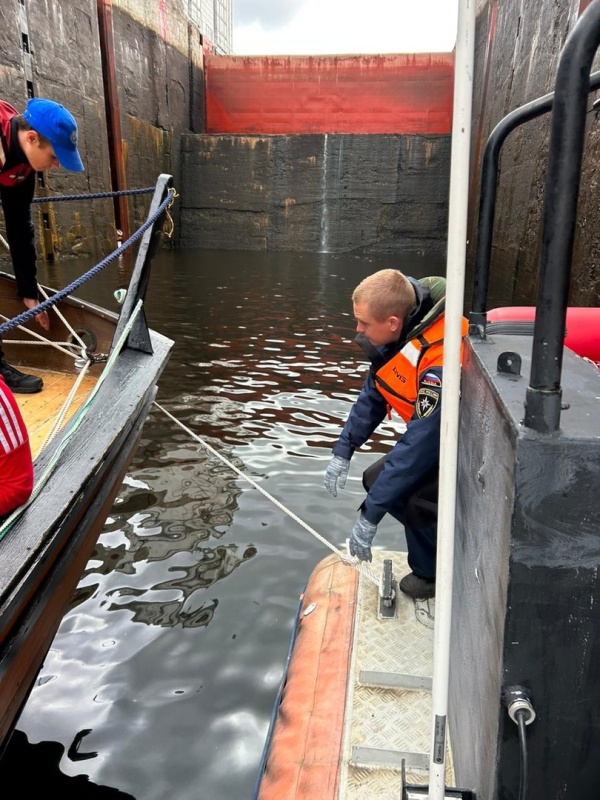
xmin=339 ymin=550 xmax=455 ymax=799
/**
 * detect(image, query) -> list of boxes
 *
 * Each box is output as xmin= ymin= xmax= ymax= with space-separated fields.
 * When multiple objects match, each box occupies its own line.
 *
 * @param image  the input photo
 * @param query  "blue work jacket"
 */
xmin=331 ymin=279 xmax=443 ymax=525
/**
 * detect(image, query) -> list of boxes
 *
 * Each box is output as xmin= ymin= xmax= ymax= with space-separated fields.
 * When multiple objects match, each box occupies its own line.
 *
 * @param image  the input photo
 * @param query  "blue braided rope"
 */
xmin=0 ymin=187 xmax=154 ymax=206
xmin=0 ymin=189 xmax=174 ymax=336
xmin=30 ymin=187 xmax=155 ymax=203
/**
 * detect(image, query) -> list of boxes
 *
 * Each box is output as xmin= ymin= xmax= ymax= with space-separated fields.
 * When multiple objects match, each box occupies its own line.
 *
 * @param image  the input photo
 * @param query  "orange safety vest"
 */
xmin=374 ymin=314 xmax=468 ymax=423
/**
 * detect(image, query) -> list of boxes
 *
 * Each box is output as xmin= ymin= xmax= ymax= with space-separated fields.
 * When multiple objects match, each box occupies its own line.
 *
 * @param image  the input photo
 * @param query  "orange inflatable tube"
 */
xmin=488 ymin=306 xmax=600 ymax=363
xmin=257 ymin=554 xmax=358 ymax=800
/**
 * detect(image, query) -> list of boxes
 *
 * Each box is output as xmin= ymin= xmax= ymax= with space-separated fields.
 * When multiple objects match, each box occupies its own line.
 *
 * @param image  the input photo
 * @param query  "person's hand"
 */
xmin=349 ymin=513 xmax=377 ymax=562
xmin=23 ymin=297 xmax=50 ymax=331
xmin=324 ymin=455 xmax=350 ymax=497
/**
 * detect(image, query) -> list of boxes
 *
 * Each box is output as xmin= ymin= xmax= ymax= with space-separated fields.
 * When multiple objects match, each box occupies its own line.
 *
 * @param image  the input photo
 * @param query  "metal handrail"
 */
xmin=469 ymin=69 xmax=600 ymax=336
xmin=524 ymin=0 xmax=600 ymax=432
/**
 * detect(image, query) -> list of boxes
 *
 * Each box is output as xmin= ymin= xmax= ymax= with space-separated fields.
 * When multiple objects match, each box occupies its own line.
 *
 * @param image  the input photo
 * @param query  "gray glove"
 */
xmin=324 ymin=454 xmax=350 ymax=497
xmin=349 ymin=513 xmax=377 ymax=562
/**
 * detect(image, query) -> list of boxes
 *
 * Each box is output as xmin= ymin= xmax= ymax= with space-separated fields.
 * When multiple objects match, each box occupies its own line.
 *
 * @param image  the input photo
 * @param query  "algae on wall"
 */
xmin=180 ymin=133 xmax=452 ymax=256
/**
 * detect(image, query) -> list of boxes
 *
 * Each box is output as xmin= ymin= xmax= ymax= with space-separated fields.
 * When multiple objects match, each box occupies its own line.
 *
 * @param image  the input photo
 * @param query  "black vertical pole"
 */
xmin=524 ymin=0 xmax=600 ymax=433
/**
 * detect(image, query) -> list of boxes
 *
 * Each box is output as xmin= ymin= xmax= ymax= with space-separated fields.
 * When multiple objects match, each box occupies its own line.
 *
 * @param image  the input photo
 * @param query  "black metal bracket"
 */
xmin=497 ymin=351 xmax=522 ymax=377
xmin=110 ymin=173 xmax=174 ymax=355
xmin=401 ymin=760 xmax=477 ymax=799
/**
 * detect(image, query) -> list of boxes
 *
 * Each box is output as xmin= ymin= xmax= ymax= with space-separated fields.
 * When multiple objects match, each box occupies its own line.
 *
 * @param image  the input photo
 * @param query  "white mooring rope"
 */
xmin=0 ymin=301 xmax=144 ymax=541
xmin=153 ymin=402 xmax=381 ymax=588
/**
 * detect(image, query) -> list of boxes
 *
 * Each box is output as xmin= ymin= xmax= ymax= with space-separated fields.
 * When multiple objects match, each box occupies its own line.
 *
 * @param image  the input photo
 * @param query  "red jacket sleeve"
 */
xmin=0 ymin=376 xmax=34 ymax=516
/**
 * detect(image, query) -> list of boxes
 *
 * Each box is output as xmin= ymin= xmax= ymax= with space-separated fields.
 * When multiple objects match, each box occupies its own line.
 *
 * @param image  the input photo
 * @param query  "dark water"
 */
xmin=1 ymin=248 xmax=478 ymax=799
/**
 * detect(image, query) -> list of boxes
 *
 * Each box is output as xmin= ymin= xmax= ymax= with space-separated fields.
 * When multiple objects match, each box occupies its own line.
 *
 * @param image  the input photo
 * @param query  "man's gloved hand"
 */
xmin=349 ymin=513 xmax=377 ymax=562
xmin=324 ymin=455 xmax=350 ymax=497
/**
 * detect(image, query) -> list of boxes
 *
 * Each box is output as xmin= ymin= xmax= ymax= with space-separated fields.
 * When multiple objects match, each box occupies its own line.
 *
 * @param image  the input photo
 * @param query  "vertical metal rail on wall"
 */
xmin=468 ymin=68 xmax=600 ymax=338
xmin=524 ymin=0 xmax=600 ymax=433
xmin=15 ymin=0 xmax=59 ymax=263
xmin=97 ymin=0 xmax=130 ymax=243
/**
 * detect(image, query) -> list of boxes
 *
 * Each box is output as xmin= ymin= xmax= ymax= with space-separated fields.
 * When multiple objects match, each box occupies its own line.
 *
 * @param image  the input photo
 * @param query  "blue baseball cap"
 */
xmin=23 ymin=98 xmax=84 ymax=172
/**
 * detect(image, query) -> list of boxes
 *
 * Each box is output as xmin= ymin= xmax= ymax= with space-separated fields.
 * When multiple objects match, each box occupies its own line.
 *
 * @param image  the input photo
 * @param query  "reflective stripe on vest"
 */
xmin=374 ymin=315 xmax=468 ymax=423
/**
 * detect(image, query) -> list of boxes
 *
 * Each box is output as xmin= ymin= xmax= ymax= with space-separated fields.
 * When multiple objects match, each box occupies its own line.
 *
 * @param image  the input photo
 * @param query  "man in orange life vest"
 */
xmin=324 ymin=269 xmax=467 ymax=599
xmin=0 ymin=97 xmax=84 ymax=393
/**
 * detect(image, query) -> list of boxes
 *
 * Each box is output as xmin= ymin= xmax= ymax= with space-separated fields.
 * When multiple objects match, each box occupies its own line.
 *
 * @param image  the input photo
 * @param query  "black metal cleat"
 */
xmin=378 ymin=558 xmax=397 ymax=619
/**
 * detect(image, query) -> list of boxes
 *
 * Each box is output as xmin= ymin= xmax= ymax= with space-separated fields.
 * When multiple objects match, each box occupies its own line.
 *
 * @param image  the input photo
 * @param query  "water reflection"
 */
xmin=1 ymin=731 xmax=135 ymax=798
xmin=0 ymin=249 xmax=445 ymax=800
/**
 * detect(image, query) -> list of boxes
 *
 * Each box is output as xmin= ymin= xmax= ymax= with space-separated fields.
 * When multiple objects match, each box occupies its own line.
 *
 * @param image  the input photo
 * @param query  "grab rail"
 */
xmin=524 ymin=0 xmax=600 ymax=432
xmin=469 ymin=68 xmax=600 ymax=336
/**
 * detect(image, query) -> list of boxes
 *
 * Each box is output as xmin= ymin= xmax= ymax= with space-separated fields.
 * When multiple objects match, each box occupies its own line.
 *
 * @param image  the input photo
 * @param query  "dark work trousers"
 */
xmin=1 ymin=173 xmax=37 ymax=364
xmin=362 ymin=455 xmax=439 ymax=580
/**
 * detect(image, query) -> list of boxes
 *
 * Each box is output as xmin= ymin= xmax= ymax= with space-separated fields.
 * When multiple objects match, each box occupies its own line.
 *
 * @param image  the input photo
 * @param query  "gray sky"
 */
xmin=233 ymin=0 xmax=459 ymax=56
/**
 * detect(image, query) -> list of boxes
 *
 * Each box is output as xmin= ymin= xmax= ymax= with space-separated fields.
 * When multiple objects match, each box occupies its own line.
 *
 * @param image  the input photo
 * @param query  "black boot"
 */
xmin=399 ymin=572 xmax=436 ymax=599
xmin=0 ymin=360 xmax=43 ymax=393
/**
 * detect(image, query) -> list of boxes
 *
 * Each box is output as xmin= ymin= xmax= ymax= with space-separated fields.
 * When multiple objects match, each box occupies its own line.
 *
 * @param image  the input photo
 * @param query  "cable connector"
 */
xmin=502 ymin=685 xmax=536 ymax=726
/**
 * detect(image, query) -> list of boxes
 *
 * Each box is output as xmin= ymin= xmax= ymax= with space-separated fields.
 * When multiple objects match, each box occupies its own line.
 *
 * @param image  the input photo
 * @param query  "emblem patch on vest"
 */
xmin=416 ymin=387 xmax=440 ymax=418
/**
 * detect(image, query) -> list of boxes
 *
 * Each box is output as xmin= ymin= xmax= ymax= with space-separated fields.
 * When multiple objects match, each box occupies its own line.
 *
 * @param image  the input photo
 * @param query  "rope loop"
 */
xmin=163 ymin=189 xmax=180 ymax=239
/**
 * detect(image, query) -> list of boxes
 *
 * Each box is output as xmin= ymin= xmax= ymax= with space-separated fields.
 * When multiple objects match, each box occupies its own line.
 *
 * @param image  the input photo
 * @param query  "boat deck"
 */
xmin=340 ymin=550 xmax=454 ymax=799
xmin=15 ymin=368 xmax=97 ymax=458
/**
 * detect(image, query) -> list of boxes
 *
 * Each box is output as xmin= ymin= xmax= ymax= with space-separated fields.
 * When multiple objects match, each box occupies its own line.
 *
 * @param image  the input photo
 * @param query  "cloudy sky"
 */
xmin=233 ymin=0 xmax=459 ymax=56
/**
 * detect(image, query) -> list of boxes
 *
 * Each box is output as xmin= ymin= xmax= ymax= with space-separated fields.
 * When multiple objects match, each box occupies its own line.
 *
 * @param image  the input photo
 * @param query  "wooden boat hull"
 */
xmin=0 ymin=402 xmax=148 ymax=747
xmin=0 ymin=270 xmax=173 ymax=750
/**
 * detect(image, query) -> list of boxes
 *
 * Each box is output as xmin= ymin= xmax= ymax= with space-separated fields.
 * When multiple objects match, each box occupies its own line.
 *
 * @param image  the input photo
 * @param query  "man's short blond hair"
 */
xmin=352 ymin=269 xmax=416 ymax=321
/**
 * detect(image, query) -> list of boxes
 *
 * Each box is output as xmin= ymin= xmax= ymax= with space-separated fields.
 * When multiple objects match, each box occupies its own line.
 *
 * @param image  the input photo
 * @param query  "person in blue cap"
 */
xmin=0 ymin=97 xmax=84 ymax=393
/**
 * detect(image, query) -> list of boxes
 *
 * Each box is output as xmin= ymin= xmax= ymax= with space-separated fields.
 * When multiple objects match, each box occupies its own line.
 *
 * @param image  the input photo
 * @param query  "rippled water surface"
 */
xmin=1 ymin=249 xmax=448 ymax=799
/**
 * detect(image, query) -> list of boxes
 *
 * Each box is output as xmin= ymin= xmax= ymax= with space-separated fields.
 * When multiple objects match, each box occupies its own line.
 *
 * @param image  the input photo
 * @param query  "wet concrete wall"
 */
xmin=0 ymin=0 xmax=114 ymax=261
xmin=0 ymin=0 xmax=204 ymax=262
xmin=180 ymin=133 xmax=451 ymax=255
xmin=468 ymin=0 xmax=600 ymax=308
xmin=205 ymin=53 xmax=454 ymax=135
xmin=109 ymin=0 xmax=205 ymax=236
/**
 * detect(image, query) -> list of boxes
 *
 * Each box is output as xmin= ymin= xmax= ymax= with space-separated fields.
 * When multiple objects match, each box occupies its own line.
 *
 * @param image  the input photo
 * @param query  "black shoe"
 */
xmin=399 ymin=572 xmax=436 ymax=599
xmin=0 ymin=360 xmax=43 ymax=393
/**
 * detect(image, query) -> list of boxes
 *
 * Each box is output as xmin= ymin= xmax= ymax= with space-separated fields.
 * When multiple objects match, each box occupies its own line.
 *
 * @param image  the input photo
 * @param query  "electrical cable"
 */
xmin=502 ymin=685 xmax=534 ymax=800
xmin=516 ymin=708 xmax=529 ymax=800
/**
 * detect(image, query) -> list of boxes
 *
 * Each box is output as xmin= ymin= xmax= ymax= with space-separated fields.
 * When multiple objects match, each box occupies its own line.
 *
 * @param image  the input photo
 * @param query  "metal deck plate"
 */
xmin=339 ymin=551 xmax=455 ymax=799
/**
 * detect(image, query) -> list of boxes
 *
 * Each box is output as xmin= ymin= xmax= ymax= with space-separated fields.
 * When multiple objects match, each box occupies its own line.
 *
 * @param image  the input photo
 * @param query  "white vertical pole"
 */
xmin=428 ymin=1 xmax=476 ymax=798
